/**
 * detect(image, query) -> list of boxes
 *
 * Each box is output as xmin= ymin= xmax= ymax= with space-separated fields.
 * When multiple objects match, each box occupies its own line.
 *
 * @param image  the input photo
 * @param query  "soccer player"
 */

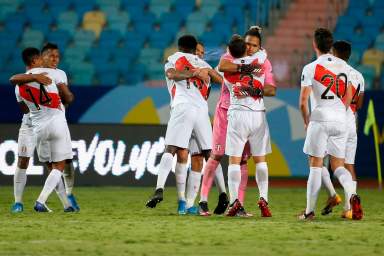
xmin=200 ymin=27 xmax=276 ymax=217
xmin=12 ymin=48 xmax=75 ymax=212
xmin=146 ymin=35 xmax=221 ymax=213
xmin=222 ymin=35 xmax=274 ymax=216
xmin=298 ymin=28 xmax=363 ymax=220
xmin=320 ymin=40 xmax=365 ymax=219
xmin=41 ymin=43 xmax=80 ymax=211
xmin=10 ymin=48 xmax=52 ymax=213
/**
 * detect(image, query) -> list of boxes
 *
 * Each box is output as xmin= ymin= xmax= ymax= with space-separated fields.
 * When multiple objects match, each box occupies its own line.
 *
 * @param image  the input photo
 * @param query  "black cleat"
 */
xmin=199 ymin=201 xmax=211 ymax=216
xmin=214 ymin=192 xmax=229 ymax=215
xmin=146 ymin=188 xmax=163 ymax=208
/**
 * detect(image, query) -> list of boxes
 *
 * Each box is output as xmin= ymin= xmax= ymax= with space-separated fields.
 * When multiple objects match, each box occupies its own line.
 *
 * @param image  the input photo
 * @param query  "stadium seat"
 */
xmin=112 ymin=47 xmax=138 ymax=73
xmin=173 ymin=0 xmax=195 ymax=15
xmin=20 ymin=29 xmax=45 ymax=49
xmin=185 ymin=12 xmax=208 ymax=37
xmin=200 ymin=32 xmax=225 ymax=47
xmin=96 ymin=0 xmax=121 ymax=9
xmin=348 ymin=51 xmax=362 ymax=67
xmin=356 ymin=64 xmax=376 ymax=89
xmin=63 ymin=47 xmax=88 ymax=65
xmin=149 ymin=0 xmax=172 ymax=18
xmin=98 ymin=29 xmax=122 ymax=48
xmin=123 ymin=64 xmax=145 ymax=85
xmin=4 ymin=13 xmax=26 ymax=33
xmin=82 ymin=10 xmax=106 ymax=37
xmin=362 ymin=48 xmax=384 ymax=75
xmin=148 ymin=30 xmax=173 ymax=48
xmin=73 ymin=29 xmax=96 ymax=48
xmin=69 ymin=62 xmax=95 ymax=85
xmin=146 ymin=61 xmax=165 ymax=80
xmin=106 ymin=11 xmax=130 ymax=36
xmin=199 ymin=0 xmax=221 ymax=18
xmin=73 ymin=0 xmax=97 ymax=17
xmin=47 ymin=30 xmax=71 ymax=51
xmin=45 ymin=0 xmax=72 ymax=17
xmin=138 ymin=48 xmax=162 ymax=65
xmin=28 ymin=14 xmax=54 ymax=35
xmin=57 ymin=11 xmax=79 ymax=34
xmin=0 ymin=0 xmax=19 ymax=22
xmin=122 ymin=0 xmax=146 ymax=17
xmin=123 ymin=32 xmax=145 ymax=50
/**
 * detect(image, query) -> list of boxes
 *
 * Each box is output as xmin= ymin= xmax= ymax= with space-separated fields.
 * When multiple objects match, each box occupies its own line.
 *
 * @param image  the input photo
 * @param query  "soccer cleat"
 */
xmin=350 ymin=194 xmax=363 ymax=220
xmin=321 ymin=194 xmax=342 ymax=215
xmin=146 ymin=188 xmax=163 ymax=208
xmin=198 ymin=201 xmax=211 ymax=216
xmin=225 ymin=199 xmax=242 ymax=217
xmin=298 ymin=211 xmax=315 ymax=221
xmin=34 ymin=201 xmax=52 ymax=212
xmin=186 ymin=206 xmax=198 ymax=215
xmin=213 ymin=192 xmax=229 ymax=215
xmin=258 ymin=197 xmax=272 ymax=217
xmin=341 ymin=210 xmax=352 ymax=219
xmin=67 ymin=194 xmax=80 ymax=212
xmin=64 ymin=206 xmax=75 ymax=212
xmin=11 ymin=202 xmax=24 ymax=213
xmin=177 ymin=200 xmax=186 ymax=215
xmin=237 ymin=206 xmax=253 ymax=217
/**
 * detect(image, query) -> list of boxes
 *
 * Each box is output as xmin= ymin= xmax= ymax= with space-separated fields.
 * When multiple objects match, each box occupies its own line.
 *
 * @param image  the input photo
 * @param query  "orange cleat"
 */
xmin=321 ymin=194 xmax=342 ymax=215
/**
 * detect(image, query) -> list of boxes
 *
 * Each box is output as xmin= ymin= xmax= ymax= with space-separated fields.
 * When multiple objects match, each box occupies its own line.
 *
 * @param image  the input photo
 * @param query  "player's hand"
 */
xmin=193 ymin=68 xmax=210 ymax=84
xmin=33 ymin=73 xmax=52 ymax=85
xmin=233 ymin=82 xmax=249 ymax=98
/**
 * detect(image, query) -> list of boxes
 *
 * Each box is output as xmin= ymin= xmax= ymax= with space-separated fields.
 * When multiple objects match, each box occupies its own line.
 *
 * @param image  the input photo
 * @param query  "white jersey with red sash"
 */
xmin=164 ymin=52 xmax=212 ymax=110
xmin=17 ymin=67 xmax=65 ymax=131
xmin=223 ymin=50 xmax=267 ymax=111
xmin=301 ymin=54 xmax=350 ymax=123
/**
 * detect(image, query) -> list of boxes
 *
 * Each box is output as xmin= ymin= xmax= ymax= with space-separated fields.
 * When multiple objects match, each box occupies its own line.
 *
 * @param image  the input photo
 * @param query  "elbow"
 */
xmin=64 ymin=94 xmax=74 ymax=105
xmin=9 ymin=76 xmax=17 ymax=85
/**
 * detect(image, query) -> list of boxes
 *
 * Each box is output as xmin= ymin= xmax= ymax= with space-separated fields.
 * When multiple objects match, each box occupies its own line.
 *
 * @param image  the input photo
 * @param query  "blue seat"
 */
xmin=200 ymin=32 xmax=225 ymax=47
xmin=97 ymin=69 xmax=120 ymax=86
xmin=45 ymin=0 xmax=72 ymax=17
xmin=122 ymin=0 xmax=146 ymax=18
xmin=348 ymin=0 xmax=370 ymax=10
xmin=345 ymin=8 xmax=366 ymax=22
xmin=73 ymin=29 xmax=96 ymax=48
xmin=28 ymin=14 xmax=54 ymax=35
xmin=73 ymin=0 xmax=96 ymax=17
xmin=112 ymin=46 xmax=138 ymax=71
xmin=4 ymin=13 xmax=26 ymax=33
xmin=123 ymin=63 xmax=145 ymax=85
xmin=336 ymin=15 xmax=358 ymax=29
xmin=123 ymin=32 xmax=145 ymax=49
xmin=148 ymin=30 xmax=173 ymax=48
xmin=89 ymin=49 xmax=112 ymax=66
xmin=173 ymin=0 xmax=195 ymax=15
xmin=47 ymin=30 xmax=71 ymax=51
xmin=98 ymin=29 xmax=122 ymax=48
xmin=57 ymin=11 xmax=79 ymax=34
xmin=107 ymin=12 xmax=130 ymax=36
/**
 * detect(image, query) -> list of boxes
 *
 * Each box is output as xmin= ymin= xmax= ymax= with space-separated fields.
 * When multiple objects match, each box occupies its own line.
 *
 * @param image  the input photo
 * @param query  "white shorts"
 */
xmin=35 ymin=116 xmax=73 ymax=163
xmin=345 ymin=122 xmax=357 ymax=164
xmin=225 ymin=110 xmax=271 ymax=157
xmin=303 ymin=121 xmax=347 ymax=159
xmin=189 ymin=133 xmax=202 ymax=155
xmin=165 ymin=103 xmax=212 ymax=150
xmin=18 ymin=124 xmax=36 ymax=158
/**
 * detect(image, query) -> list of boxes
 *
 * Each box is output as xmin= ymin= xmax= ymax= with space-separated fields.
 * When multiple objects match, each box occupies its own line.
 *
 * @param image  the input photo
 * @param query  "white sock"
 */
xmin=351 ymin=180 xmax=357 ymax=194
xmin=305 ymin=167 xmax=322 ymax=214
xmin=186 ymin=170 xmax=201 ymax=208
xmin=156 ymin=152 xmax=174 ymax=190
xmin=255 ymin=162 xmax=269 ymax=202
xmin=55 ymin=178 xmax=71 ymax=208
xmin=37 ymin=169 xmax=62 ymax=204
xmin=14 ymin=167 xmax=27 ymax=203
xmin=334 ymin=167 xmax=354 ymax=210
xmin=175 ymin=162 xmax=187 ymax=201
xmin=214 ymin=163 xmax=226 ymax=194
xmin=321 ymin=166 xmax=337 ymax=197
xmin=63 ymin=162 xmax=75 ymax=195
xmin=228 ymin=164 xmax=241 ymax=204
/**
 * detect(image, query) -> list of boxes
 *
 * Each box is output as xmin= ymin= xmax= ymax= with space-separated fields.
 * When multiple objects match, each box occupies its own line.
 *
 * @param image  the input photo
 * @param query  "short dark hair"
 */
xmin=178 ymin=35 xmax=198 ymax=53
xmin=314 ymin=28 xmax=333 ymax=53
xmin=41 ymin=42 xmax=59 ymax=54
xmin=228 ymin=35 xmax=246 ymax=58
xmin=332 ymin=40 xmax=351 ymax=61
xmin=22 ymin=47 xmax=40 ymax=66
xmin=244 ymin=27 xmax=262 ymax=45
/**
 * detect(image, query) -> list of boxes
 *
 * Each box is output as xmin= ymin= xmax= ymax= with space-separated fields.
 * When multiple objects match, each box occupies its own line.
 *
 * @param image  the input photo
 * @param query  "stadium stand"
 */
xmin=0 ymin=0 xmax=382 ymax=89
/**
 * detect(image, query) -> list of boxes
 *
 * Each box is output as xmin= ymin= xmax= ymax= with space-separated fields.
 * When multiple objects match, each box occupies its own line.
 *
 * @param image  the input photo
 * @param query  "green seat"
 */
xmin=20 ymin=29 xmax=44 ymax=49
xmin=69 ymin=62 xmax=95 ymax=85
xmin=0 ymin=1 xmax=18 ymax=22
xmin=57 ymin=11 xmax=79 ymax=34
xmin=185 ymin=12 xmax=208 ymax=36
xmin=138 ymin=48 xmax=162 ymax=65
xmin=149 ymin=0 xmax=172 ymax=18
xmin=63 ymin=46 xmax=89 ymax=64
xmin=107 ymin=12 xmax=130 ymax=36
xmin=73 ymin=29 xmax=96 ymax=48
xmin=199 ymin=1 xmax=220 ymax=18
xmin=356 ymin=64 xmax=376 ymax=89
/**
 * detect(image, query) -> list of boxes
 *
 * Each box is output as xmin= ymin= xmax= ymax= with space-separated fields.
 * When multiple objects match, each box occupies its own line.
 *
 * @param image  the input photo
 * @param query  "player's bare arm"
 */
xmin=18 ymin=101 xmax=29 ymax=114
xmin=357 ymin=92 xmax=364 ymax=110
xmin=263 ymin=84 xmax=276 ymax=96
xmin=218 ymin=58 xmax=261 ymax=74
xmin=57 ymin=83 xmax=74 ymax=105
xmin=299 ymin=86 xmax=312 ymax=129
xmin=344 ymin=83 xmax=353 ymax=109
xmin=165 ymin=68 xmax=210 ymax=84
xmin=9 ymin=73 xmax=52 ymax=86
xmin=206 ymin=68 xmax=223 ymax=84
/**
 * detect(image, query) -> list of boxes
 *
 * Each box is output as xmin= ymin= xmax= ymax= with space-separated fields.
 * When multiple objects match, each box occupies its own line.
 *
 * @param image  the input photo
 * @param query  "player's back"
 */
xmin=302 ymin=54 xmax=350 ymax=123
xmin=18 ymin=67 xmax=65 ymax=130
xmin=165 ymin=52 xmax=211 ymax=109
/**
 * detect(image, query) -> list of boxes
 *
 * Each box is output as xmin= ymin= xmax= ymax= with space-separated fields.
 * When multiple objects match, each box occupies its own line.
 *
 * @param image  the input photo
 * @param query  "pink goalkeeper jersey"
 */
xmin=217 ymin=49 xmax=275 ymax=110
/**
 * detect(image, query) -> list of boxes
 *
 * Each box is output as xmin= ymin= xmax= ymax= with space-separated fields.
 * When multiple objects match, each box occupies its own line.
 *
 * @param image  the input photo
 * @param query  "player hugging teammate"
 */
xmin=147 ymin=27 xmax=278 ymax=217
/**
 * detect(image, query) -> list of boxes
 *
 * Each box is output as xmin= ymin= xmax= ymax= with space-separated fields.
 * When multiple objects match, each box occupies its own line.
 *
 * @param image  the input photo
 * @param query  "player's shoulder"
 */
xmin=302 ymin=60 xmax=316 ymax=73
xmin=55 ymin=68 xmax=67 ymax=76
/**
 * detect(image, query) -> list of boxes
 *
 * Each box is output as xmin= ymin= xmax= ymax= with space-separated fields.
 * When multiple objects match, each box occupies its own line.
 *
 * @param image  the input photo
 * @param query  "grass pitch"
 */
xmin=0 ymin=186 xmax=383 ymax=256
